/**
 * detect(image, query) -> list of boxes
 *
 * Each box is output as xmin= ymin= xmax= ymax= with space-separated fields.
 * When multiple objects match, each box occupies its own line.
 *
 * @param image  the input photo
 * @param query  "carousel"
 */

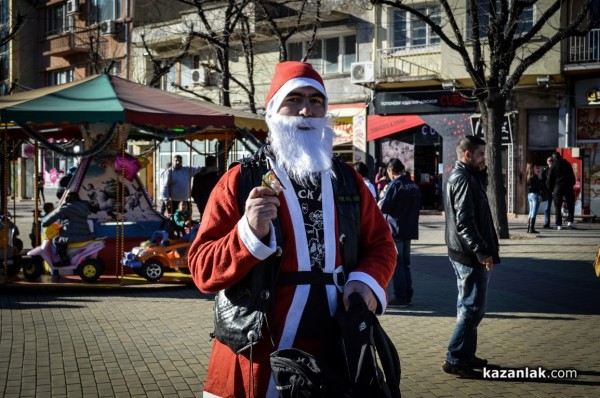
xmin=0 ymin=74 xmax=267 ymax=285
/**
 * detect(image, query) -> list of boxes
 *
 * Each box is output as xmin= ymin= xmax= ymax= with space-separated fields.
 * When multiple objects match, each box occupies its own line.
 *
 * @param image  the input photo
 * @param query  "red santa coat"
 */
xmin=188 ymin=159 xmax=396 ymax=398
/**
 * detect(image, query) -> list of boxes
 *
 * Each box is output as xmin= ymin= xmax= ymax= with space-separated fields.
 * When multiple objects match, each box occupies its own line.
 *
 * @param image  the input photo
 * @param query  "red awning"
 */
xmin=367 ymin=114 xmax=425 ymax=141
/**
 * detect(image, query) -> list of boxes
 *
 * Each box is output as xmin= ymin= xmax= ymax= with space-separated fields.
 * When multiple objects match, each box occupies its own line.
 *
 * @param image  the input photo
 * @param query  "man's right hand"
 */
xmin=480 ymin=255 xmax=494 ymax=270
xmin=245 ymin=186 xmax=280 ymax=239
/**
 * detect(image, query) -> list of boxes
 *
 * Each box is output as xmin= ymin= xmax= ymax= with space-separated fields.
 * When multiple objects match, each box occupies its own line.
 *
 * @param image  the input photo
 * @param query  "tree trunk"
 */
xmin=481 ymin=99 xmax=510 ymax=239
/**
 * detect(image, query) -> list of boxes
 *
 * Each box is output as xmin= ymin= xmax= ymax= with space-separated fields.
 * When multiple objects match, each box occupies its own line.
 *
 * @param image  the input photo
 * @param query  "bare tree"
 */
xmin=1 ymin=4 xmax=27 ymax=94
xmin=137 ymin=0 xmax=324 ymax=111
xmin=372 ymin=0 xmax=600 ymax=238
xmin=0 ymin=7 xmax=23 ymax=47
xmin=255 ymin=0 xmax=322 ymax=62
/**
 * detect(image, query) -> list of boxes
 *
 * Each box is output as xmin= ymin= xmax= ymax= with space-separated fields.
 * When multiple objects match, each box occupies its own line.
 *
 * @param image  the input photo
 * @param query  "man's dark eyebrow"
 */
xmin=285 ymin=90 xmax=325 ymax=100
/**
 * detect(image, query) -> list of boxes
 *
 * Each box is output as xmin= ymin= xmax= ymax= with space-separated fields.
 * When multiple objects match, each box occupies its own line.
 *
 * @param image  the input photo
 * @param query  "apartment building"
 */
xmin=4 ymin=1 xmax=598 ymax=217
xmin=350 ymin=0 xmax=598 ymax=215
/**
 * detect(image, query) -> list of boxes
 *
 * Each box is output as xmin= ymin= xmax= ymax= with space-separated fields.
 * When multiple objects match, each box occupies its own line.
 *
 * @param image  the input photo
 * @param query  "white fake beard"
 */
xmin=267 ymin=114 xmax=334 ymax=187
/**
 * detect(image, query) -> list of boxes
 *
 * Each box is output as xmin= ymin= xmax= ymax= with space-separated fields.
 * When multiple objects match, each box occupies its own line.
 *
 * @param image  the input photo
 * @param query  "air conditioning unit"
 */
xmin=66 ymin=0 xmax=79 ymax=15
xmin=350 ymin=61 xmax=375 ymax=84
xmin=100 ymin=20 xmax=117 ymax=36
xmin=191 ymin=67 xmax=209 ymax=85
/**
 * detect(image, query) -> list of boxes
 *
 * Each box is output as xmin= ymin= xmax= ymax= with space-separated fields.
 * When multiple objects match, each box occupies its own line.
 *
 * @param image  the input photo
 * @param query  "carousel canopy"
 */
xmin=0 ymin=74 xmax=267 ymax=140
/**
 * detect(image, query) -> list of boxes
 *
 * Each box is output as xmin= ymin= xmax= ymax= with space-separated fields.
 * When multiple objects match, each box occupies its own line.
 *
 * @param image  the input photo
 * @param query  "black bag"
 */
xmin=334 ymin=293 xmax=401 ymax=398
xmin=270 ymin=293 xmax=401 ymax=398
xmin=270 ymin=348 xmax=351 ymax=398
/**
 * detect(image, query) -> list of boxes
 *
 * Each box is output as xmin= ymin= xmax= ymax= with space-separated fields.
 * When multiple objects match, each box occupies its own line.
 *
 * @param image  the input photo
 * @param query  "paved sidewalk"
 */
xmin=1 ymin=214 xmax=599 ymax=397
xmin=391 ymin=215 xmax=600 ymax=397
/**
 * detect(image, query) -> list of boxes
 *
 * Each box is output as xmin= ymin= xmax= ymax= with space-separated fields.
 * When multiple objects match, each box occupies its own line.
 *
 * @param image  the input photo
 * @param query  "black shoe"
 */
xmin=542 ymin=224 xmax=551 ymax=229
xmin=388 ymin=298 xmax=411 ymax=307
xmin=468 ymin=356 xmax=488 ymax=368
xmin=442 ymin=361 xmax=481 ymax=379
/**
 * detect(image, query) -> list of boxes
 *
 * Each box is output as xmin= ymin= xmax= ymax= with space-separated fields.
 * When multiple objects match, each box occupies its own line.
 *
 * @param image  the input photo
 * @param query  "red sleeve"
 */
xmin=348 ymin=167 xmax=396 ymax=289
xmin=187 ymin=165 xmax=261 ymax=293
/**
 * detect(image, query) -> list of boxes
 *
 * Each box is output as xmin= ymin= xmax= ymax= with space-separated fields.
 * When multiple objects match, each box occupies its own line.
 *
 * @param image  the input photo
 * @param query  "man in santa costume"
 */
xmin=188 ymin=61 xmax=396 ymax=397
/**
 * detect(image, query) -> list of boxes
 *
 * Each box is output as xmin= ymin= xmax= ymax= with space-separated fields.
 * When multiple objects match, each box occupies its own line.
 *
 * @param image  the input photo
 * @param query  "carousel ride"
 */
xmin=0 ymin=74 xmax=267 ymax=285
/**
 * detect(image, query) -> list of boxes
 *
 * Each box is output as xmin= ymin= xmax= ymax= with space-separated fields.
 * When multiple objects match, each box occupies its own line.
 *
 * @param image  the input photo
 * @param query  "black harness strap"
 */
xmin=276 ymin=271 xmax=346 ymax=286
xmin=331 ymin=157 xmax=361 ymax=272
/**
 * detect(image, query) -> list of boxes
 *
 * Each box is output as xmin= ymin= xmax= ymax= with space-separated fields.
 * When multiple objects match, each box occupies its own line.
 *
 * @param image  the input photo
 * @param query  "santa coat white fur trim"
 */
xmin=238 ymin=213 xmax=276 ymax=260
xmin=265 ymin=158 xmax=337 ymax=398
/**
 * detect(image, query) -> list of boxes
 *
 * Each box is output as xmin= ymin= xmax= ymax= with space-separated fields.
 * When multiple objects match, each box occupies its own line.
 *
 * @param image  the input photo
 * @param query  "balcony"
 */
xmin=564 ymin=29 xmax=600 ymax=72
xmin=42 ymin=30 xmax=90 ymax=57
xmin=377 ymin=45 xmax=441 ymax=82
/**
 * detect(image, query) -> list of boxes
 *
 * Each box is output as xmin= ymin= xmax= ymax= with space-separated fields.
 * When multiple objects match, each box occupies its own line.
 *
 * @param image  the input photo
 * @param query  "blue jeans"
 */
xmin=446 ymin=259 xmax=490 ymax=365
xmin=527 ymin=193 xmax=541 ymax=218
xmin=392 ymin=240 xmax=413 ymax=302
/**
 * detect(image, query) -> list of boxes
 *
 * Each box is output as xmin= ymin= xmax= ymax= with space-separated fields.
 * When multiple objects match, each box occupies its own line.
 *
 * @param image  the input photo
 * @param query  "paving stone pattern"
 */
xmin=1 ymin=214 xmax=599 ymax=397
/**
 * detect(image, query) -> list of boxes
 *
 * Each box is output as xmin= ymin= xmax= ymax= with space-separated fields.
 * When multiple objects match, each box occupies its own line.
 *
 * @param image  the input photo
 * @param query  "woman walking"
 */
xmin=525 ymin=162 xmax=542 ymax=234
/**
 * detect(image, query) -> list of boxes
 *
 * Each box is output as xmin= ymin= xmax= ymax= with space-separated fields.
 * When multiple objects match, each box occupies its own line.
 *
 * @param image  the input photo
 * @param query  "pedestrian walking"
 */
xmin=354 ymin=161 xmax=377 ymax=198
xmin=442 ymin=135 xmax=500 ymax=378
xmin=525 ymin=162 xmax=542 ymax=234
xmin=541 ymin=156 xmax=553 ymax=229
xmin=161 ymin=155 xmax=202 ymax=216
xmin=378 ymin=158 xmax=421 ymax=306
xmin=547 ymin=151 xmax=576 ymax=230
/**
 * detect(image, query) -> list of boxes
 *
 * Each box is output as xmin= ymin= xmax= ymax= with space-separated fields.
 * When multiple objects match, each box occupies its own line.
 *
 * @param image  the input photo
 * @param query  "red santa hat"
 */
xmin=265 ymin=61 xmax=328 ymax=116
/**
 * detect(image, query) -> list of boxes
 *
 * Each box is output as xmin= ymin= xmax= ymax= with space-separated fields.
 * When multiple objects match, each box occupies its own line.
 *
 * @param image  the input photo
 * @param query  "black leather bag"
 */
xmin=270 ymin=294 xmax=401 ymax=398
xmin=213 ymin=260 xmax=277 ymax=354
xmin=270 ymin=348 xmax=351 ymax=398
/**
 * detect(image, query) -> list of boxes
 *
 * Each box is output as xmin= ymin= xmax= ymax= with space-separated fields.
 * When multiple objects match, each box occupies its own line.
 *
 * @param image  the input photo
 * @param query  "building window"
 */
xmin=391 ymin=6 xmax=441 ymax=48
xmin=468 ymin=0 xmax=534 ymax=39
xmin=46 ymin=3 xmax=72 ymax=35
xmin=48 ymin=69 xmax=74 ymax=86
xmin=90 ymin=0 xmax=122 ymax=24
xmin=288 ymin=35 xmax=356 ymax=75
xmin=528 ymin=109 xmax=559 ymax=150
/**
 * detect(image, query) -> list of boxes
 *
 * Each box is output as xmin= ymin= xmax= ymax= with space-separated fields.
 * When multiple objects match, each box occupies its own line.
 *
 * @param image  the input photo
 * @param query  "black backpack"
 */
xmin=270 ymin=293 xmax=401 ymax=398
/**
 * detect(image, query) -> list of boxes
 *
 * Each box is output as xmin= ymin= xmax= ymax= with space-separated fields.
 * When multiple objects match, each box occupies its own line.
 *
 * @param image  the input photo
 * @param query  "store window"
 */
xmin=90 ymin=0 xmax=122 ymax=24
xmin=391 ymin=5 xmax=440 ymax=49
xmin=288 ymin=35 xmax=356 ymax=75
xmin=527 ymin=109 xmax=559 ymax=150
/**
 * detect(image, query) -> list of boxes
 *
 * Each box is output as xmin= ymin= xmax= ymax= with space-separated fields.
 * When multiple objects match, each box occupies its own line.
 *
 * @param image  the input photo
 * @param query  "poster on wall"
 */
xmin=352 ymin=109 xmax=367 ymax=162
xmin=380 ymin=138 xmax=415 ymax=175
xmin=576 ymin=107 xmax=600 ymax=142
xmin=582 ymin=144 xmax=600 ymax=217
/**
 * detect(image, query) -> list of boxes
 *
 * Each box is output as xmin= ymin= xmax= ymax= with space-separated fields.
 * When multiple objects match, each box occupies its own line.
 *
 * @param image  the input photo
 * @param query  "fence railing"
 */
xmin=568 ymin=29 xmax=600 ymax=63
xmin=377 ymin=44 xmax=441 ymax=79
xmin=42 ymin=30 xmax=89 ymax=56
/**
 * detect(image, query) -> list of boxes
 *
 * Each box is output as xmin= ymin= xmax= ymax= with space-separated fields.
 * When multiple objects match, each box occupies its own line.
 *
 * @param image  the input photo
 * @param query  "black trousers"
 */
xmin=553 ymin=186 xmax=575 ymax=226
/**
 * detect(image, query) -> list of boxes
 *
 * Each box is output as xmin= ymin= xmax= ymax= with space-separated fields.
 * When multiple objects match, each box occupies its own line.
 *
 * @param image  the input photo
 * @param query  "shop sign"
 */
xmin=373 ymin=90 xmax=476 ymax=114
xmin=586 ymin=88 xmax=600 ymax=104
xmin=471 ymin=114 xmax=513 ymax=144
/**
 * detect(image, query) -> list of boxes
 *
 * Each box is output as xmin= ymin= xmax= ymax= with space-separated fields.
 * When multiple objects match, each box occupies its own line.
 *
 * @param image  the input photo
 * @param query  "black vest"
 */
xmin=212 ymin=146 xmax=361 ymax=354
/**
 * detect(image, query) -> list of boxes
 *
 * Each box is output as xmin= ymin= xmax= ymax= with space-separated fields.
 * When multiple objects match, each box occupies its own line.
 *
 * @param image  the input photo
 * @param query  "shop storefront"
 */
xmin=367 ymin=89 xmax=476 ymax=209
xmin=574 ymin=79 xmax=600 ymax=217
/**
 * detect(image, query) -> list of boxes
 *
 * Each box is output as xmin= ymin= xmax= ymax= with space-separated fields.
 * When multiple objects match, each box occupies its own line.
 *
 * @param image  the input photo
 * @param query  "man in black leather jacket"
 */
xmin=547 ymin=151 xmax=576 ymax=230
xmin=442 ymin=135 xmax=500 ymax=378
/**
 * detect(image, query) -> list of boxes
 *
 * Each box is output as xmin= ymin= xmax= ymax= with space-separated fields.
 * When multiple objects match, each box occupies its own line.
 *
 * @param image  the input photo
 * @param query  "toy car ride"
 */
xmin=22 ymin=223 xmax=106 ymax=283
xmin=122 ymin=228 xmax=195 ymax=282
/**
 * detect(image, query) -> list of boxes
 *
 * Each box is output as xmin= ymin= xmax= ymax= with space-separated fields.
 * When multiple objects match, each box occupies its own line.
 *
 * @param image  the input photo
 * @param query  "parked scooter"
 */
xmin=22 ymin=237 xmax=107 ymax=283
xmin=0 ymin=212 xmax=24 ymax=277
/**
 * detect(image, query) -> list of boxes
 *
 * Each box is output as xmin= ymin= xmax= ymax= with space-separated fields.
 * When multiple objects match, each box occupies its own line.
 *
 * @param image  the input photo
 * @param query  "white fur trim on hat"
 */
xmin=265 ymin=77 xmax=328 ymax=117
